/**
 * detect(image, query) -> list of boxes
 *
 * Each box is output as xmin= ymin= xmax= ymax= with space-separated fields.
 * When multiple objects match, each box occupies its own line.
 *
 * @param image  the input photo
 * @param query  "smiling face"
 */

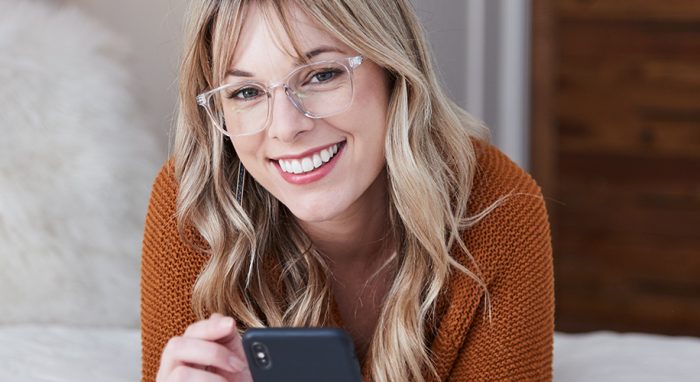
xmin=227 ymin=4 xmax=391 ymax=224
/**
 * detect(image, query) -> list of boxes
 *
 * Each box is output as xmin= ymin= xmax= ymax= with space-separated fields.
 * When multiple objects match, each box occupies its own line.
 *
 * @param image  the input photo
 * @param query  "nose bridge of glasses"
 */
xmin=267 ymin=81 xmax=308 ymax=117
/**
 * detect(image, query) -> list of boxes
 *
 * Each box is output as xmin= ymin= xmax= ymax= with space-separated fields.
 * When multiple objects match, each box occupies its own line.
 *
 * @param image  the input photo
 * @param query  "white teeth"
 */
xmin=291 ymin=160 xmax=302 ymax=174
xmin=301 ymin=157 xmax=314 ymax=172
xmin=320 ymin=149 xmax=330 ymax=163
xmin=312 ymin=154 xmax=322 ymax=168
xmin=278 ymin=143 xmax=342 ymax=174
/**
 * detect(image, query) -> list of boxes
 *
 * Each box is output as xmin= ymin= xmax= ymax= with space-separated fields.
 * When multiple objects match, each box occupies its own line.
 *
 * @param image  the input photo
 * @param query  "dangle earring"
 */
xmin=235 ymin=161 xmax=246 ymax=204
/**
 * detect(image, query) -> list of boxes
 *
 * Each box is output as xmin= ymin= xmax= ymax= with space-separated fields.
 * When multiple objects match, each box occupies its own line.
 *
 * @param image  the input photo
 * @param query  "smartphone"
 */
xmin=242 ymin=327 xmax=363 ymax=382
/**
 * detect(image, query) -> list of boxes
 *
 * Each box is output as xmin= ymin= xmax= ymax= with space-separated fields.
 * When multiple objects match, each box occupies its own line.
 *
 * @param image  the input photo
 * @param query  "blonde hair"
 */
xmin=173 ymin=1 xmax=491 ymax=381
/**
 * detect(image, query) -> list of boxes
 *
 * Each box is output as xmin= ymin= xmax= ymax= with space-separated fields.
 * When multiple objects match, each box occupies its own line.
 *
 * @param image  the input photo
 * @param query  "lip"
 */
xmin=273 ymin=141 xmax=346 ymax=185
xmin=270 ymin=141 xmax=345 ymax=161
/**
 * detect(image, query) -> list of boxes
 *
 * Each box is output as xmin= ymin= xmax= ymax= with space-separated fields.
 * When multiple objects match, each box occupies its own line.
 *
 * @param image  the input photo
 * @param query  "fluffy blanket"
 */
xmin=0 ymin=0 xmax=162 ymax=327
xmin=0 ymin=325 xmax=140 ymax=381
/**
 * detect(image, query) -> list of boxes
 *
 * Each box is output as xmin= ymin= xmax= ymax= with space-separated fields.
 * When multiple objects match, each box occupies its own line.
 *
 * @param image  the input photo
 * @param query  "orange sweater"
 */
xmin=140 ymin=142 xmax=554 ymax=381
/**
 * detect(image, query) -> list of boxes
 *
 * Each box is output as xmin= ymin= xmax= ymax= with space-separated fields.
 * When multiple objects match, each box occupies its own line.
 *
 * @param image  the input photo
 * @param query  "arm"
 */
xmin=451 ymin=182 xmax=555 ymax=380
xmin=140 ymin=162 xmax=206 ymax=382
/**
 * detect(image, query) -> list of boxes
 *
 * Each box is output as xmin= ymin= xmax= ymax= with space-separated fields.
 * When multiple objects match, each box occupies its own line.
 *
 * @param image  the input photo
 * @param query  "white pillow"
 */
xmin=0 ymin=0 xmax=163 ymax=327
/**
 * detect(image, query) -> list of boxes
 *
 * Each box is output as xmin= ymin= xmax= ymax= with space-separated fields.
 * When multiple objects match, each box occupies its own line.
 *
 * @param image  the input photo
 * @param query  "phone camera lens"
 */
xmin=250 ymin=342 xmax=272 ymax=370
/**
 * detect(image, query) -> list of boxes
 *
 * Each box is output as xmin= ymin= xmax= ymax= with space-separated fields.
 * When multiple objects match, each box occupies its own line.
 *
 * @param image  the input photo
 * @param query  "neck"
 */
xmin=297 ymin=169 xmax=392 ymax=273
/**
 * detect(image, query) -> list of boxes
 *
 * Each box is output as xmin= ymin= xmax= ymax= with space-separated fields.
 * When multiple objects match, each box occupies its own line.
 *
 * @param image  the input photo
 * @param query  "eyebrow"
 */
xmin=225 ymin=45 xmax=346 ymax=78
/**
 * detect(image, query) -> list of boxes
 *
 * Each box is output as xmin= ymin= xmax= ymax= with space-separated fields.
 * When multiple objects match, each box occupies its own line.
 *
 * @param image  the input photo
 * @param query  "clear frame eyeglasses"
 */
xmin=196 ymin=55 xmax=364 ymax=137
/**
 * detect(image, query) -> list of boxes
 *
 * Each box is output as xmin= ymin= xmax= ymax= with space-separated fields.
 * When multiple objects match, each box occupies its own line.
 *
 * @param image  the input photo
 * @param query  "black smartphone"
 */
xmin=242 ymin=327 xmax=363 ymax=382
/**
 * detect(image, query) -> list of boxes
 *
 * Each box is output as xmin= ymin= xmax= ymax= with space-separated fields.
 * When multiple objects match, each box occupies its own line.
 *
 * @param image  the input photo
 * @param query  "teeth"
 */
xmin=301 ymin=158 xmax=314 ymax=172
xmin=291 ymin=160 xmax=302 ymax=174
xmin=278 ymin=143 xmax=341 ymax=175
xmin=320 ymin=149 xmax=330 ymax=162
xmin=312 ymin=154 xmax=322 ymax=168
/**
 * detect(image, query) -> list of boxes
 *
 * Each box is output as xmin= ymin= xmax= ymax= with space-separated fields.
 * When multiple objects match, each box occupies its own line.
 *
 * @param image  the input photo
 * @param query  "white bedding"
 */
xmin=554 ymin=331 xmax=700 ymax=381
xmin=0 ymin=325 xmax=140 ymax=382
xmin=2 ymin=327 xmax=699 ymax=382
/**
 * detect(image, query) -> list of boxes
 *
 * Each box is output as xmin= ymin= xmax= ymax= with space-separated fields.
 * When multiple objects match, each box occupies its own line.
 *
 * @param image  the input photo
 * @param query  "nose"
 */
xmin=266 ymin=86 xmax=314 ymax=143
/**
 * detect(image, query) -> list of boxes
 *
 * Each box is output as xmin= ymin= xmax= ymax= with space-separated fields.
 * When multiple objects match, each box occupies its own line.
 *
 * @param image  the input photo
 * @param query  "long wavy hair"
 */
xmin=173 ymin=0 xmax=491 ymax=381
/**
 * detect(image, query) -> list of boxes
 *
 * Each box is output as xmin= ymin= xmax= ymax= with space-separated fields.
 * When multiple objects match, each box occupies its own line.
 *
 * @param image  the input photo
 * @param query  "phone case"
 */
xmin=242 ymin=327 xmax=363 ymax=382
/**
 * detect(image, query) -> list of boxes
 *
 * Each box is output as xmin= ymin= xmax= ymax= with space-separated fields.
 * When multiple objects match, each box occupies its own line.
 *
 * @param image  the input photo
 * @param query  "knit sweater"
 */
xmin=140 ymin=141 xmax=555 ymax=381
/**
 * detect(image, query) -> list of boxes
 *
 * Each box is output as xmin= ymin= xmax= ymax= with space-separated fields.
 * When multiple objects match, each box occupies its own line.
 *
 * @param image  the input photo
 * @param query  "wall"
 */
xmin=412 ymin=0 xmax=531 ymax=169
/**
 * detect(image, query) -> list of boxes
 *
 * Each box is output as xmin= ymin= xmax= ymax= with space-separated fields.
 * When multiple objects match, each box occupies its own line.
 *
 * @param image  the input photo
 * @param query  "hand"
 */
xmin=156 ymin=313 xmax=253 ymax=382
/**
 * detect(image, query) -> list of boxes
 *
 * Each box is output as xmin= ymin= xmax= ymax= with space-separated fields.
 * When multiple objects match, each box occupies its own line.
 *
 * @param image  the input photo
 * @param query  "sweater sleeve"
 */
xmin=140 ymin=162 xmax=207 ymax=382
xmin=450 ymin=166 xmax=555 ymax=380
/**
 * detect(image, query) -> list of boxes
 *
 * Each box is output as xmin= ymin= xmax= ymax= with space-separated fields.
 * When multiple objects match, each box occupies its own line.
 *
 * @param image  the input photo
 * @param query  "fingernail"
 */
xmin=229 ymin=356 xmax=245 ymax=371
xmin=220 ymin=316 xmax=234 ymax=330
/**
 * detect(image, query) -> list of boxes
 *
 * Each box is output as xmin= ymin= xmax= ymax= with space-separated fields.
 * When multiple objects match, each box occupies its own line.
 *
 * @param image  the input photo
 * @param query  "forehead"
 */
xmin=228 ymin=3 xmax=351 ymax=71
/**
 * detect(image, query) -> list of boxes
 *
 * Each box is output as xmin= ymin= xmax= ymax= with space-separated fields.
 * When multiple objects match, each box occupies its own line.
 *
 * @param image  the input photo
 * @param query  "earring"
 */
xmin=235 ymin=161 xmax=246 ymax=204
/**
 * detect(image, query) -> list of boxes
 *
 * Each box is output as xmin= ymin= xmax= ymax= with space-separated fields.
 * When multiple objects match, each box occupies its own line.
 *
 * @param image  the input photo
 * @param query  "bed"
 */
xmin=1 ymin=327 xmax=699 ymax=381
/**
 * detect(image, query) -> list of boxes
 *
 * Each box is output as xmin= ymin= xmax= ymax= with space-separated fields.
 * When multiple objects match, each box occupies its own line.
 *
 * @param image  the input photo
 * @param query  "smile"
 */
xmin=277 ymin=143 xmax=341 ymax=174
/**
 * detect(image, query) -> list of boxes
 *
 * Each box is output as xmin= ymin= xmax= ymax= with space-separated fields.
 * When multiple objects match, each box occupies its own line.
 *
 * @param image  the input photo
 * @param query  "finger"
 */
xmin=183 ymin=314 xmax=237 ymax=341
xmin=219 ymin=328 xmax=247 ymax=362
xmin=213 ymin=362 xmax=253 ymax=382
xmin=168 ymin=364 xmax=229 ymax=382
xmin=160 ymin=336 xmax=244 ymax=376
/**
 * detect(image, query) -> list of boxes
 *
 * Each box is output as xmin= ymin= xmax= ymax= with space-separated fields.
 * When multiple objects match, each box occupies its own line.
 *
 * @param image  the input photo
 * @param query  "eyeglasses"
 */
xmin=196 ymin=55 xmax=364 ymax=137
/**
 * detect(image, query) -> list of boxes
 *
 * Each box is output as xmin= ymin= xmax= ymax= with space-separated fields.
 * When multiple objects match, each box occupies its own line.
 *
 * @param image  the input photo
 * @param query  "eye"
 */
xmin=227 ymin=86 xmax=262 ymax=100
xmin=309 ymin=69 xmax=341 ymax=84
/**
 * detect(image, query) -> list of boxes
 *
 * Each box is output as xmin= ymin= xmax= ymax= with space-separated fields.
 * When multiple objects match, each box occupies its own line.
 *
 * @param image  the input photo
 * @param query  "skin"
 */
xmin=158 ymin=4 xmax=393 ymax=381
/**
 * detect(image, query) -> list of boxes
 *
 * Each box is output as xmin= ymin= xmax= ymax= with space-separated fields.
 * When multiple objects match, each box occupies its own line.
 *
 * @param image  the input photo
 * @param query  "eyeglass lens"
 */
xmin=208 ymin=61 xmax=354 ymax=136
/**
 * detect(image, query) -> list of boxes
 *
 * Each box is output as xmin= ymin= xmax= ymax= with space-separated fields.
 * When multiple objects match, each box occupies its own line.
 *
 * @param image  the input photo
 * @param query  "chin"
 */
xmin=283 ymin=197 xmax=348 ymax=223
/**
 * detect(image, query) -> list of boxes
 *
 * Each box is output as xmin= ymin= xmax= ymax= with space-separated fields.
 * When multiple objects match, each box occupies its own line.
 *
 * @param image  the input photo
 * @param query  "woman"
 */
xmin=141 ymin=0 xmax=554 ymax=381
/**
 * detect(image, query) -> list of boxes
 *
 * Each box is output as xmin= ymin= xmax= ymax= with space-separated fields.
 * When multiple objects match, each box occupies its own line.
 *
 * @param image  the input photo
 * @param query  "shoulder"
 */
xmin=468 ymin=139 xmax=543 ymax=214
xmin=149 ymin=158 xmax=178 ymax=207
xmin=142 ymin=158 xmax=206 ymax=278
xmin=140 ymin=159 xmax=206 ymax=382
xmin=439 ymin=141 xmax=555 ymax=380
xmin=459 ymin=139 xmax=552 ymax=282
xmin=143 ymin=158 xmax=180 ymax=250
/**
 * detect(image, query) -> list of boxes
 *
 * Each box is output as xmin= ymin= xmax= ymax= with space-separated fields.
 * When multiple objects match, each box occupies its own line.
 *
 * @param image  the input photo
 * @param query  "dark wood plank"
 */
xmin=558 ymin=21 xmax=700 ymax=62
xmin=558 ymin=151 xmax=700 ymax=184
xmin=530 ymin=0 xmax=559 ymax=221
xmin=557 ymin=233 xmax=700 ymax=285
xmin=557 ymin=0 xmax=700 ymax=22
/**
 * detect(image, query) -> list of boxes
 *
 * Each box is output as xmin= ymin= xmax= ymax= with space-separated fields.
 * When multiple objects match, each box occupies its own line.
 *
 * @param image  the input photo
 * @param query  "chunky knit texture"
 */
xmin=140 ymin=141 xmax=555 ymax=381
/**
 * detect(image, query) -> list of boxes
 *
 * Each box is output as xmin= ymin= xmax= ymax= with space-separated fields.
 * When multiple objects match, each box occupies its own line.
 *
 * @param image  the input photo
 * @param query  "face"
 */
xmin=226 ymin=5 xmax=391 ymax=224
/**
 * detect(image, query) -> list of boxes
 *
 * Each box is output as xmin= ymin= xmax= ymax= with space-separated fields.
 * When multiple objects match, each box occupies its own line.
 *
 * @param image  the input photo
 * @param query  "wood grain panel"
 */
xmin=533 ymin=0 xmax=700 ymax=335
xmin=530 ymin=0 xmax=558 ymax=213
xmin=558 ymin=22 xmax=700 ymax=62
xmin=557 ymin=234 xmax=700 ymax=284
xmin=558 ymin=152 xmax=700 ymax=184
xmin=558 ymin=117 xmax=700 ymax=158
xmin=555 ymin=246 xmax=700 ymax=335
xmin=557 ymin=0 xmax=700 ymax=22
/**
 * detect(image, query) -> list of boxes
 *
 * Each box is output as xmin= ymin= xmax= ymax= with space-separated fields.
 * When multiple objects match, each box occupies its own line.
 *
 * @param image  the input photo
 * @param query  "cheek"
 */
xmin=231 ymin=140 xmax=251 ymax=161
xmin=231 ymin=138 xmax=264 ymax=175
xmin=346 ymin=80 xmax=390 ymax=138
